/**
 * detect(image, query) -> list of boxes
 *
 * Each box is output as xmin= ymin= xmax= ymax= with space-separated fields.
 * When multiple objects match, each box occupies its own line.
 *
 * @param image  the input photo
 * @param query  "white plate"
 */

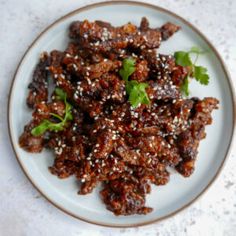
xmin=8 ymin=1 xmax=235 ymax=227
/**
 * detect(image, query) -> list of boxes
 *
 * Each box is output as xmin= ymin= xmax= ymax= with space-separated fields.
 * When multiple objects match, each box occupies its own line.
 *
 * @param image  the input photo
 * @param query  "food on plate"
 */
xmin=19 ymin=17 xmax=219 ymax=215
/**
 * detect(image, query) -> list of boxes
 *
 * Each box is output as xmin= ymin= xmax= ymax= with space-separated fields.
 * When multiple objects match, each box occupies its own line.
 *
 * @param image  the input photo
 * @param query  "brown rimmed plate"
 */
xmin=8 ymin=0 xmax=235 ymax=227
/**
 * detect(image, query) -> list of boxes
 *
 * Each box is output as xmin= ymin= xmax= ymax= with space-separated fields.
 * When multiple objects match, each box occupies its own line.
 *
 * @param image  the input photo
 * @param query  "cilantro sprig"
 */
xmin=31 ymin=88 xmax=73 ymax=136
xmin=174 ymin=46 xmax=209 ymax=96
xmin=119 ymin=58 xmax=150 ymax=108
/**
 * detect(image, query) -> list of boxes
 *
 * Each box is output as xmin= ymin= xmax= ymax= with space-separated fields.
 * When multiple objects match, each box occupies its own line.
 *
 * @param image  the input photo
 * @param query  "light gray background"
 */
xmin=1 ymin=0 xmax=236 ymax=235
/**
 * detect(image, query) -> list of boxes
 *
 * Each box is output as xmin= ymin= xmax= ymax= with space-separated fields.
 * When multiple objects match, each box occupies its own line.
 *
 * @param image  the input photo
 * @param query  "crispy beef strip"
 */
xmin=100 ymin=178 xmax=153 ymax=215
xmin=27 ymin=52 xmax=50 ymax=108
xmin=19 ymin=121 xmax=44 ymax=153
xmin=160 ymin=22 xmax=181 ymax=40
xmin=69 ymin=18 xmax=179 ymax=54
xmin=175 ymin=97 xmax=219 ymax=176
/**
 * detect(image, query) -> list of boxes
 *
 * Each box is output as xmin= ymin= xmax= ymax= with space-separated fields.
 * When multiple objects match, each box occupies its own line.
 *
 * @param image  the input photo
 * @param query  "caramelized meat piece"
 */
xmin=160 ymin=22 xmax=181 ymax=40
xmin=80 ymin=179 xmax=98 ymax=194
xmin=74 ymin=59 xmax=121 ymax=80
xmin=69 ymin=18 xmax=179 ymax=53
xmin=19 ymin=121 xmax=44 ymax=153
xmin=27 ymin=52 xmax=50 ymax=108
xmin=130 ymin=60 xmax=149 ymax=82
xmin=140 ymin=17 xmax=149 ymax=32
xmin=100 ymin=179 xmax=152 ymax=215
xmin=91 ymin=130 xmax=114 ymax=159
xmin=176 ymin=98 xmax=219 ymax=176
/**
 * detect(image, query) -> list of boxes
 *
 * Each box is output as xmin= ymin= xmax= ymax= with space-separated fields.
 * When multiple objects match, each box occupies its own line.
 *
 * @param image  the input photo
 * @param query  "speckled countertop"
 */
xmin=1 ymin=0 xmax=236 ymax=235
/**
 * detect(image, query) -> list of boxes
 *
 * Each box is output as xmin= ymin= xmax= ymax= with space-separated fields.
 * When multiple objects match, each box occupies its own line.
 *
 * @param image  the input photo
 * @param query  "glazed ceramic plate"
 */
xmin=8 ymin=1 xmax=235 ymax=227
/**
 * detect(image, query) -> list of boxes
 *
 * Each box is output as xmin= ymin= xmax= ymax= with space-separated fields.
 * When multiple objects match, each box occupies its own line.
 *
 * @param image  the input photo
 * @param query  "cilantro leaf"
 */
xmin=129 ymin=85 xmax=143 ymax=108
xmin=174 ymin=51 xmax=192 ymax=67
xmin=31 ymin=88 xmax=73 ymax=136
xmin=126 ymin=80 xmax=138 ymax=94
xmin=119 ymin=58 xmax=150 ymax=108
xmin=31 ymin=120 xmax=51 ymax=136
xmin=137 ymin=83 xmax=150 ymax=105
xmin=180 ymin=76 xmax=189 ymax=96
xmin=194 ymin=66 xmax=209 ymax=85
xmin=119 ymin=58 xmax=136 ymax=82
xmin=55 ymin=88 xmax=67 ymax=100
xmin=174 ymin=46 xmax=209 ymax=96
xmin=50 ymin=112 xmax=64 ymax=121
xmin=189 ymin=46 xmax=205 ymax=54
xmin=129 ymin=83 xmax=150 ymax=108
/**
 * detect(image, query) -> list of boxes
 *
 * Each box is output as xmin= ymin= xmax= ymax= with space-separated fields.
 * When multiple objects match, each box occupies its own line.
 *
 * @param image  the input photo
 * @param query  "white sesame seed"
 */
xmin=55 ymin=147 xmax=63 ymax=155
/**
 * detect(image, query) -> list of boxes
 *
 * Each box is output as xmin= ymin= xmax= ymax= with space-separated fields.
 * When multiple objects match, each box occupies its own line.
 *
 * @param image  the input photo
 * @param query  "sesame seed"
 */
xmin=55 ymin=147 xmax=63 ymax=155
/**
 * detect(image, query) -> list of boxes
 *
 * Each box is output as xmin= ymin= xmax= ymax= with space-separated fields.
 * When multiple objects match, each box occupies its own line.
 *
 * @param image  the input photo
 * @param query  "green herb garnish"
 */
xmin=31 ymin=88 xmax=73 ymax=136
xmin=174 ymin=46 xmax=209 ymax=96
xmin=119 ymin=58 xmax=150 ymax=108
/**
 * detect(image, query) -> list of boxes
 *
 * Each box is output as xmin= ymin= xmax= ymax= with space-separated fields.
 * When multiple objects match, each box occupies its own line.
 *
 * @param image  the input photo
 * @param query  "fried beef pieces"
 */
xmin=19 ymin=18 xmax=218 ymax=215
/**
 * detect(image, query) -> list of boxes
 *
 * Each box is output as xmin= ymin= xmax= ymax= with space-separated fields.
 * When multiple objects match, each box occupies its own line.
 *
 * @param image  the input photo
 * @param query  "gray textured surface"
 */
xmin=0 ymin=0 xmax=236 ymax=235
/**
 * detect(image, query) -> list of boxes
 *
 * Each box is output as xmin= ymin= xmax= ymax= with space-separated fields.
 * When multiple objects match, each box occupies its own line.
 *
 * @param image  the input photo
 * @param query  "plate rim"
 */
xmin=7 ymin=0 xmax=236 ymax=228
